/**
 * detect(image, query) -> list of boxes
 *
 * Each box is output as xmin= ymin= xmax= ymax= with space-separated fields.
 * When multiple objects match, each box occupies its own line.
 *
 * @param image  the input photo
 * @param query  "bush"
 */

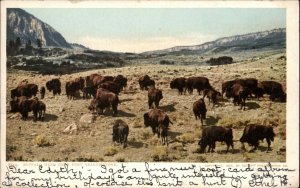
xmin=35 ymin=135 xmax=52 ymax=147
xmin=104 ymin=146 xmax=118 ymax=156
xmin=151 ymin=146 xmax=169 ymax=161
xmin=206 ymin=56 xmax=233 ymax=65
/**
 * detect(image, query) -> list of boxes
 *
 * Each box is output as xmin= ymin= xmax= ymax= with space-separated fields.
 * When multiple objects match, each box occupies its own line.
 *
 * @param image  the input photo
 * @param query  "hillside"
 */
xmin=6 ymin=50 xmax=286 ymax=162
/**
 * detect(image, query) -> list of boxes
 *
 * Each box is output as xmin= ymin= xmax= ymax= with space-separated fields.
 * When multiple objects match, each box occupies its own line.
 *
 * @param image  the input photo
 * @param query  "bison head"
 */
xmin=11 ymin=89 xmax=18 ymax=99
xmin=143 ymin=113 xmax=150 ymax=127
xmin=170 ymin=81 xmax=176 ymax=89
xmin=198 ymin=138 xmax=208 ymax=153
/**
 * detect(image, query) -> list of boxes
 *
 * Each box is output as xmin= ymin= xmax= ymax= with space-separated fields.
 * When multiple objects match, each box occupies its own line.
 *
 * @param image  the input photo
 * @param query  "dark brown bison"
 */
xmin=40 ymin=86 xmax=46 ymax=99
xmin=240 ymin=124 xmax=275 ymax=152
xmin=113 ymin=75 xmax=127 ymax=90
xmin=225 ymin=83 xmax=250 ymax=110
xmin=82 ymin=86 xmax=97 ymax=99
xmin=202 ymin=88 xmax=221 ymax=106
xmin=185 ymin=77 xmax=212 ymax=95
xmin=139 ymin=75 xmax=155 ymax=90
xmin=112 ymin=119 xmax=129 ymax=148
xmin=10 ymin=97 xmax=42 ymax=121
xmin=222 ymin=78 xmax=258 ymax=99
xmin=89 ymin=89 xmax=120 ymax=116
xmin=143 ymin=108 xmax=172 ymax=140
xmin=244 ymin=78 xmax=258 ymax=98
xmin=11 ymin=83 xmax=38 ymax=98
xmin=148 ymin=87 xmax=163 ymax=109
xmin=66 ymin=77 xmax=85 ymax=99
xmin=258 ymin=81 xmax=286 ymax=102
xmin=192 ymin=98 xmax=207 ymax=125
xmin=74 ymin=77 xmax=85 ymax=91
xmin=170 ymin=77 xmax=186 ymax=95
xmin=99 ymin=81 xmax=121 ymax=95
xmin=46 ymin=78 xmax=61 ymax=96
xmin=198 ymin=126 xmax=234 ymax=153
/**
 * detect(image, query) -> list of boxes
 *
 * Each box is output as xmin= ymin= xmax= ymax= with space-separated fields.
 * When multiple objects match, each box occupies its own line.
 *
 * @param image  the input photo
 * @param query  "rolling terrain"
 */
xmin=6 ymin=50 xmax=286 ymax=162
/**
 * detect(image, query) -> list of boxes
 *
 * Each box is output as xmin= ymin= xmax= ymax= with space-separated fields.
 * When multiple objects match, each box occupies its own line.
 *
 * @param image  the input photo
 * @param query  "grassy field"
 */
xmin=6 ymin=51 xmax=286 ymax=162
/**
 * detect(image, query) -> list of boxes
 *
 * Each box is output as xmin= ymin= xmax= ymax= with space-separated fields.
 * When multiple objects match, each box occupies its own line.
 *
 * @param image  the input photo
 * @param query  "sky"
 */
xmin=24 ymin=8 xmax=286 ymax=53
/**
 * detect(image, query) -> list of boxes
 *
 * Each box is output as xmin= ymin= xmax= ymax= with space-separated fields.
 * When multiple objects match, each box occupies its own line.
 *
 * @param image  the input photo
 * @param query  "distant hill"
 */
xmin=7 ymin=8 xmax=71 ymax=48
xmin=142 ymin=28 xmax=286 ymax=55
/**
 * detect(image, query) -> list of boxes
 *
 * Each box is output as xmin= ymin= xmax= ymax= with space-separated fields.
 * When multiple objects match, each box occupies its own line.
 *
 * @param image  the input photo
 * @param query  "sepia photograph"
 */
xmin=1 ymin=1 xmax=299 ymax=187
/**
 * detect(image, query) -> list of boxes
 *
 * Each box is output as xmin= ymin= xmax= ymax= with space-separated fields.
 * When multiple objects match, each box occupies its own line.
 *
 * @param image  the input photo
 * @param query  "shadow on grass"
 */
xmin=44 ymin=114 xmax=59 ymax=122
xmin=117 ymin=110 xmax=136 ymax=117
xmin=247 ymin=102 xmax=260 ymax=110
xmin=205 ymin=116 xmax=221 ymax=126
xmin=128 ymin=141 xmax=144 ymax=148
xmin=159 ymin=104 xmax=176 ymax=112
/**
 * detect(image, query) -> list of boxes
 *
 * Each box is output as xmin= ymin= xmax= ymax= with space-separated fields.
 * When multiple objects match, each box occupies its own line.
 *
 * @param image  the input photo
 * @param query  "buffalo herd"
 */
xmin=9 ymin=72 xmax=285 ymax=154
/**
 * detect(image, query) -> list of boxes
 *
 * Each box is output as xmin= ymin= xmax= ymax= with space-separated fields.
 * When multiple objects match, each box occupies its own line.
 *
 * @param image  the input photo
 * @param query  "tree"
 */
xmin=26 ymin=39 xmax=32 ymax=49
xmin=15 ymin=37 xmax=21 ymax=48
xmin=36 ymin=38 xmax=42 ymax=48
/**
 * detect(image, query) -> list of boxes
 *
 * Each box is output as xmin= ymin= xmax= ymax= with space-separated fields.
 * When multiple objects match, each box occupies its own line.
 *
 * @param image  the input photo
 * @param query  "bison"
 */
xmin=193 ymin=98 xmax=207 ymax=125
xmin=222 ymin=78 xmax=258 ymax=99
xmin=46 ymin=78 xmax=61 ymax=96
xmin=225 ymin=83 xmax=250 ymax=110
xmin=113 ymin=75 xmax=127 ymax=90
xmin=258 ymin=81 xmax=286 ymax=102
xmin=89 ymin=89 xmax=120 ymax=116
xmin=37 ymin=101 xmax=46 ymax=120
xmin=148 ymin=87 xmax=163 ymax=109
xmin=170 ymin=77 xmax=186 ymax=95
xmin=143 ymin=108 xmax=172 ymax=140
xmin=65 ymin=77 xmax=85 ymax=99
xmin=240 ymin=124 xmax=275 ymax=152
xmin=11 ymin=83 xmax=38 ymax=98
xmin=99 ymin=81 xmax=121 ymax=95
xmin=202 ymin=88 xmax=221 ymax=106
xmin=10 ymin=96 xmax=42 ymax=121
xmin=112 ymin=119 xmax=129 ymax=148
xmin=139 ymin=75 xmax=155 ymax=90
xmin=82 ymin=86 xmax=97 ymax=99
xmin=40 ymin=86 xmax=46 ymax=99
xmin=185 ymin=77 xmax=212 ymax=95
xmin=198 ymin=126 xmax=234 ymax=153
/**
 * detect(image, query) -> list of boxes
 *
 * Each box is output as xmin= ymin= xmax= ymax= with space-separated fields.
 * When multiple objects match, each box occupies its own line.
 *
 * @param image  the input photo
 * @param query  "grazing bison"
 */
xmin=244 ymin=78 xmax=258 ymax=98
xmin=139 ymin=75 xmax=155 ymax=90
xmin=258 ymin=81 xmax=286 ymax=102
xmin=185 ymin=77 xmax=212 ymax=95
xmin=112 ymin=119 xmax=129 ymax=148
xmin=170 ymin=77 xmax=186 ymax=95
xmin=10 ymin=97 xmax=41 ymax=121
xmin=198 ymin=126 xmax=234 ymax=153
xmin=225 ymin=83 xmax=250 ymax=110
xmin=40 ymin=86 xmax=46 ymax=99
xmin=143 ymin=108 xmax=172 ymax=139
xmin=46 ymin=78 xmax=61 ymax=96
xmin=89 ymin=89 xmax=120 ymax=116
xmin=202 ymin=88 xmax=221 ymax=106
xmin=99 ymin=81 xmax=121 ymax=95
xmin=66 ymin=77 xmax=85 ymax=99
xmin=148 ymin=87 xmax=163 ymax=109
xmin=222 ymin=78 xmax=258 ymax=99
xmin=193 ymin=99 xmax=207 ymax=125
xmin=11 ymin=83 xmax=38 ymax=98
xmin=113 ymin=75 xmax=127 ymax=90
xmin=240 ymin=124 xmax=275 ymax=152
xmin=82 ymin=86 xmax=97 ymax=99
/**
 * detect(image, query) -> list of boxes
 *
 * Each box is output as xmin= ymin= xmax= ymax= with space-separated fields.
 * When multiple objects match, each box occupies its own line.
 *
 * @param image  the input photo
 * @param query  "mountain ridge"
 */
xmin=7 ymin=8 xmax=71 ymax=48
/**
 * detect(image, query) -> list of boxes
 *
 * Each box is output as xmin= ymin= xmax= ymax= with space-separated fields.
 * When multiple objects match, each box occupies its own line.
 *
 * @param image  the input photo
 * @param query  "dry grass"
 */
xmin=6 ymin=50 xmax=287 ymax=162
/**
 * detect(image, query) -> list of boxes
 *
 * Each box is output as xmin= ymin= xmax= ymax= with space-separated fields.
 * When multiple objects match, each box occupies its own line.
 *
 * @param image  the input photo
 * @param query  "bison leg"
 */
xmin=266 ymin=138 xmax=271 ymax=152
xmin=112 ymin=105 xmax=118 ymax=116
xmin=154 ymin=101 xmax=160 ymax=108
xmin=148 ymin=100 xmax=153 ymax=109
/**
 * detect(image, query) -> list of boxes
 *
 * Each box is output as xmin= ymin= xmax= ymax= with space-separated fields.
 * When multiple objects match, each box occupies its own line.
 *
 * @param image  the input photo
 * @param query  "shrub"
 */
xmin=151 ymin=146 xmax=169 ymax=162
xmin=35 ymin=135 xmax=52 ymax=147
xmin=104 ymin=146 xmax=118 ymax=156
